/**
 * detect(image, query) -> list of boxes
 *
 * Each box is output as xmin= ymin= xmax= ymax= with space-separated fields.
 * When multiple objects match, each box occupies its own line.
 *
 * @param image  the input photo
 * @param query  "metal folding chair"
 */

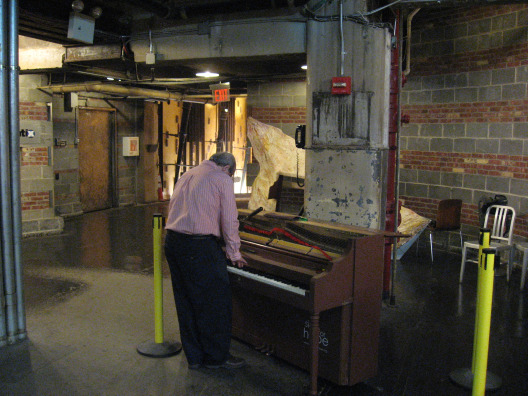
xmin=459 ymin=205 xmax=516 ymax=283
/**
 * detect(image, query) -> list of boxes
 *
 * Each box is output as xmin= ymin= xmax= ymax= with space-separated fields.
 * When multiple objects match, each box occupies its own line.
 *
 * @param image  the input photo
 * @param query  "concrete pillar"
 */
xmin=304 ymin=0 xmax=391 ymax=229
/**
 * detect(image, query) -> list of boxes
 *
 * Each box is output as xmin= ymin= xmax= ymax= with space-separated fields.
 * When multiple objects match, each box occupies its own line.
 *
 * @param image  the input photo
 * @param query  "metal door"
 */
xmin=78 ymin=108 xmax=114 ymax=212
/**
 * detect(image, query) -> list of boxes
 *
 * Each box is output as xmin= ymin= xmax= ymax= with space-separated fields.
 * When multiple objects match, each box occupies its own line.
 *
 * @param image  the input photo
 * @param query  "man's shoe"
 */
xmin=204 ymin=355 xmax=246 ymax=369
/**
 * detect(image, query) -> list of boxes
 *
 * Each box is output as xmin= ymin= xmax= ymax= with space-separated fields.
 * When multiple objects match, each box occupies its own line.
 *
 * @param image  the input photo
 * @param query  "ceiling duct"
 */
xmin=124 ymin=0 xmax=172 ymax=18
xmin=41 ymin=82 xmax=206 ymax=102
xmin=64 ymin=45 xmax=124 ymax=63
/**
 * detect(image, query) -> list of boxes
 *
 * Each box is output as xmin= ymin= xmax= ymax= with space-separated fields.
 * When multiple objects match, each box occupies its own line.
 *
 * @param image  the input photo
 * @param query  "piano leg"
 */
xmin=309 ymin=312 xmax=320 ymax=396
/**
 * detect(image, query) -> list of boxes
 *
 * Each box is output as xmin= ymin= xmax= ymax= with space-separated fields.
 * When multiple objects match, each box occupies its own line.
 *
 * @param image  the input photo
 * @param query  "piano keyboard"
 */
xmin=227 ymin=266 xmax=307 ymax=296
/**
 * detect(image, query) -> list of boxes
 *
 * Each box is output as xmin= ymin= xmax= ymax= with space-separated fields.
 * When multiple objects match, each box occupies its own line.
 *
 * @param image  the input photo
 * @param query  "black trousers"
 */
xmin=164 ymin=230 xmax=232 ymax=365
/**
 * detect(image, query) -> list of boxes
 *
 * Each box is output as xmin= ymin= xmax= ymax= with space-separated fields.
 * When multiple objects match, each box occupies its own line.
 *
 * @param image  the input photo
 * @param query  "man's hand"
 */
xmin=232 ymin=258 xmax=247 ymax=268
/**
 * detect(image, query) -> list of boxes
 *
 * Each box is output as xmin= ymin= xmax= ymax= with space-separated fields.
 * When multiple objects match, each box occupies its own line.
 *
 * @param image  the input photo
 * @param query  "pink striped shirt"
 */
xmin=165 ymin=160 xmax=242 ymax=261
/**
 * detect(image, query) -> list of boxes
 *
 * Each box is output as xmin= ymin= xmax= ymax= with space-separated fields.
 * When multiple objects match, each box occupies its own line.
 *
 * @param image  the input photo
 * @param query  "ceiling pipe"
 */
xmin=403 ymin=8 xmax=420 ymax=76
xmin=41 ymin=83 xmax=207 ymax=103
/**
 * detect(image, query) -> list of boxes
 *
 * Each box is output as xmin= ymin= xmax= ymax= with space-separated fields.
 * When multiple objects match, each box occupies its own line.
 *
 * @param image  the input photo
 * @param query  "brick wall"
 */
xmin=19 ymin=74 xmax=63 ymax=235
xmin=250 ymin=107 xmax=306 ymax=126
xmin=21 ymin=147 xmax=49 ymax=166
xmin=19 ymin=102 xmax=48 ymax=121
xmin=401 ymin=4 xmax=528 ymax=240
xmin=21 ymin=191 xmax=50 ymax=211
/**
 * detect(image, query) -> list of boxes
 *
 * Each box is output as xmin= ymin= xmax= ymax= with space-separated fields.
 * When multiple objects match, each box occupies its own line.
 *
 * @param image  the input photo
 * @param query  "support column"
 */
xmin=304 ymin=1 xmax=391 ymax=229
xmin=9 ymin=0 xmax=26 ymax=340
xmin=0 ymin=0 xmax=10 ymax=347
xmin=0 ymin=0 xmax=25 ymax=346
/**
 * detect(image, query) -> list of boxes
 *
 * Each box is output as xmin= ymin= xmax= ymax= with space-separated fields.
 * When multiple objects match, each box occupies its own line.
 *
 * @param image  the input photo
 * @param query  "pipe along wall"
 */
xmin=0 ymin=0 xmax=26 ymax=346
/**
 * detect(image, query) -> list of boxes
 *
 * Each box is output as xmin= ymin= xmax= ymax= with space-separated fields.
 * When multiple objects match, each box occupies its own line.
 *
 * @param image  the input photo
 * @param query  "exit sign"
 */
xmin=210 ymin=83 xmax=230 ymax=103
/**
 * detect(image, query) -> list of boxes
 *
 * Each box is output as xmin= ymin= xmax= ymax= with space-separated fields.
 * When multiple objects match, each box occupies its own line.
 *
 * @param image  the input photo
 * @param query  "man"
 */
xmin=164 ymin=152 xmax=247 ymax=370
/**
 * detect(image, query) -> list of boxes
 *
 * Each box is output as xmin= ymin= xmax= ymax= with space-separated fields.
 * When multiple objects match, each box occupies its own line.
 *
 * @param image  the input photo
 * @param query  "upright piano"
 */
xmin=228 ymin=209 xmax=386 ymax=395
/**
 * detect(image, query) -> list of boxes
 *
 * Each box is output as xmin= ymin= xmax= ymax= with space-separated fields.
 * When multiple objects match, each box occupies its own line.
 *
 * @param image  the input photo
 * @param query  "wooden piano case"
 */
xmin=231 ymin=229 xmax=384 ymax=387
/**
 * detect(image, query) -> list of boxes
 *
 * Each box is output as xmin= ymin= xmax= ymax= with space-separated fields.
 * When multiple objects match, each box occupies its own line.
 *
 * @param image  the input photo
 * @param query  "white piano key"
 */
xmin=227 ymin=266 xmax=307 ymax=296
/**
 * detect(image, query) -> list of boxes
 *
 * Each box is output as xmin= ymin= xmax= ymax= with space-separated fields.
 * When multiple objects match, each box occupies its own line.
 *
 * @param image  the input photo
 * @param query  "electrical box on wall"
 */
xmin=331 ymin=76 xmax=352 ymax=95
xmin=67 ymin=12 xmax=95 ymax=44
xmin=146 ymin=52 xmax=156 ymax=65
xmin=64 ymin=92 xmax=78 ymax=112
xmin=123 ymin=137 xmax=139 ymax=156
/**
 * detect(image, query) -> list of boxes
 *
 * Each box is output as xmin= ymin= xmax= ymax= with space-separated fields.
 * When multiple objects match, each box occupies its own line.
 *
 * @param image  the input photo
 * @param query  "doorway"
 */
xmin=78 ymin=108 xmax=116 ymax=212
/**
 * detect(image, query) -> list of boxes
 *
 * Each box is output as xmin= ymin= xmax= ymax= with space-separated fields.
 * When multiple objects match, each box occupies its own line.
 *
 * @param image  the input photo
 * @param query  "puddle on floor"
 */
xmin=23 ymin=274 xmax=87 ymax=309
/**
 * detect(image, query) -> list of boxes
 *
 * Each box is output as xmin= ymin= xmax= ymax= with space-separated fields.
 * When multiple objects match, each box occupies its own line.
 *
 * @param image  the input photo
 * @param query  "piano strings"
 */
xmin=241 ymin=224 xmax=333 ymax=260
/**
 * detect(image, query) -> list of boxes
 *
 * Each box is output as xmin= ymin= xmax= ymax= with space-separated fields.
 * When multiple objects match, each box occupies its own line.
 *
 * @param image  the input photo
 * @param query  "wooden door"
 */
xmin=78 ymin=109 xmax=114 ymax=212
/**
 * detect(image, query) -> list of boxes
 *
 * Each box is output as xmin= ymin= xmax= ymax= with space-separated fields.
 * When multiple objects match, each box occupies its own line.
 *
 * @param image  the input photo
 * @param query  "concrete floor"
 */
xmin=1 ymin=203 xmax=527 ymax=395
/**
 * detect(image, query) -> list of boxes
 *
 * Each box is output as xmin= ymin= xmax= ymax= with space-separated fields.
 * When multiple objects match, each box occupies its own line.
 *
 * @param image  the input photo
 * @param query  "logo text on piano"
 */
xmin=303 ymin=321 xmax=329 ymax=350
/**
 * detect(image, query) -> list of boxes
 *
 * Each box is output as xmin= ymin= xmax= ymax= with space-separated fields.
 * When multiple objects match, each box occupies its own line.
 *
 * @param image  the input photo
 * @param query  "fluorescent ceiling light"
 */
xmin=301 ymin=65 xmax=308 ymax=70
xmin=196 ymin=71 xmax=219 ymax=78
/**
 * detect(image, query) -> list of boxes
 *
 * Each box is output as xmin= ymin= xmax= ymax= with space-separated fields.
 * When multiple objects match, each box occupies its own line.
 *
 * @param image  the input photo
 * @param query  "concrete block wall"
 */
xmin=248 ymin=80 xmax=306 ymax=138
xmin=53 ymin=95 xmax=81 ymax=216
xmin=247 ymin=80 xmax=306 ymax=213
xmin=19 ymin=74 xmax=64 ymax=235
xmin=401 ymin=4 xmax=528 ymax=241
xmin=114 ymin=100 xmax=143 ymax=206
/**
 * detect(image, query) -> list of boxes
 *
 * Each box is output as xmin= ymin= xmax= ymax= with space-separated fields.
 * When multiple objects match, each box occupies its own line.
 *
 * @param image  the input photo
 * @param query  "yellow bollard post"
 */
xmin=472 ymin=248 xmax=496 ymax=396
xmin=137 ymin=213 xmax=182 ymax=358
xmin=153 ymin=213 xmax=164 ymax=344
xmin=472 ymin=228 xmax=490 ymax=373
xmin=449 ymin=231 xmax=501 ymax=391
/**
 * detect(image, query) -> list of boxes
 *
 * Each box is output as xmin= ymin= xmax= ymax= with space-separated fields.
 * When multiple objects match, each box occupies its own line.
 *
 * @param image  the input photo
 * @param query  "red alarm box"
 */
xmin=331 ymin=76 xmax=352 ymax=95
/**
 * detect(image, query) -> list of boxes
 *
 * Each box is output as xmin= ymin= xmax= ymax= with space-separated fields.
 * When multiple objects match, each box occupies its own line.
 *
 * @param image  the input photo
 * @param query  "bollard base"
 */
xmin=449 ymin=367 xmax=502 ymax=391
xmin=137 ymin=340 xmax=182 ymax=358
